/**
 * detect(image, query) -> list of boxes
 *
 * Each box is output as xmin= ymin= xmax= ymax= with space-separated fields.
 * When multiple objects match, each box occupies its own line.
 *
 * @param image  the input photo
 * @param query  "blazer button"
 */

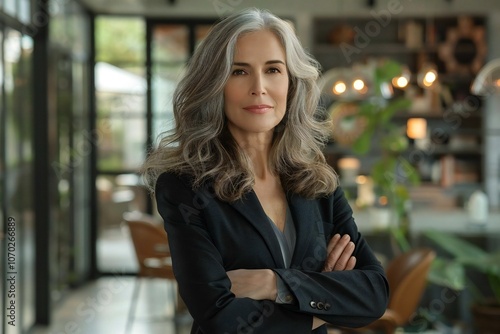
xmin=324 ymin=303 xmax=331 ymax=310
xmin=309 ymin=301 xmax=317 ymax=309
xmin=317 ymin=302 xmax=324 ymax=310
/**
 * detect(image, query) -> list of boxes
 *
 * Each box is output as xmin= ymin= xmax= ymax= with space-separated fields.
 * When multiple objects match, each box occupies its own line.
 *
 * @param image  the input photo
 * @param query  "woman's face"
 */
xmin=224 ymin=30 xmax=289 ymax=142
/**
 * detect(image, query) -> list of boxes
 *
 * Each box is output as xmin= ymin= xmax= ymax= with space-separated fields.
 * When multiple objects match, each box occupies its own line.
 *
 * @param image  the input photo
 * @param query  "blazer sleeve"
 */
xmin=273 ymin=187 xmax=389 ymax=328
xmin=155 ymin=172 xmax=313 ymax=334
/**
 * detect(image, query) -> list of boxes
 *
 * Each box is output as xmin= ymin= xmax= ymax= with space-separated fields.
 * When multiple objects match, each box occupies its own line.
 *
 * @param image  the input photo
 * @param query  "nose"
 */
xmin=250 ymin=73 xmax=266 ymax=95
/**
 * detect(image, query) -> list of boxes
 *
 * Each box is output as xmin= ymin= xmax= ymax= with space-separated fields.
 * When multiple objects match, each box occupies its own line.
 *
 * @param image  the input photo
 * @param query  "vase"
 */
xmin=471 ymin=300 xmax=500 ymax=334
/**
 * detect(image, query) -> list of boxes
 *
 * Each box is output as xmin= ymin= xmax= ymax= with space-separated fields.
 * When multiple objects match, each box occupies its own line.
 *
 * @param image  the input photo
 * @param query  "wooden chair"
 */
xmin=334 ymin=247 xmax=436 ymax=334
xmin=124 ymin=217 xmax=186 ymax=332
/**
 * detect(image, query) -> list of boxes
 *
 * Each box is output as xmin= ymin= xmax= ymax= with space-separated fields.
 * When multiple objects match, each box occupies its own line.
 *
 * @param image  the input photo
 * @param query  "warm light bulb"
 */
xmin=418 ymin=63 xmax=438 ymax=89
xmin=378 ymin=196 xmax=388 ymax=206
xmin=392 ymin=76 xmax=409 ymax=88
xmin=423 ymin=71 xmax=437 ymax=86
xmin=353 ymin=79 xmax=365 ymax=91
xmin=495 ymin=78 xmax=500 ymax=87
xmin=356 ymin=175 xmax=367 ymax=184
xmin=407 ymin=118 xmax=427 ymax=139
xmin=333 ymin=81 xmax=347 ymax=95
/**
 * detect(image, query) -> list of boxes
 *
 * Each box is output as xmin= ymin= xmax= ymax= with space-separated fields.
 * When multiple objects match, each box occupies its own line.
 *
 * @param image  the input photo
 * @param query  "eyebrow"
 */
xmin=232 ymin=60 xmax=286 ymax=66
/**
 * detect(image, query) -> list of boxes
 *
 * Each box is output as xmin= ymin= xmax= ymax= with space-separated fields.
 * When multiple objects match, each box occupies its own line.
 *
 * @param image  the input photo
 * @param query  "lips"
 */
xmin=242 ymin=104 xmax=273 ymax=114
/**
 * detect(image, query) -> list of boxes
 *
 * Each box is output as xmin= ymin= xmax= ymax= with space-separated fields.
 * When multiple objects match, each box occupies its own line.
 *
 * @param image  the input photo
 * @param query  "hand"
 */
xmin=323 ymin=233 xmax=356 ymax=272
xmin=226 ymin=269 xmax=277 ymax=300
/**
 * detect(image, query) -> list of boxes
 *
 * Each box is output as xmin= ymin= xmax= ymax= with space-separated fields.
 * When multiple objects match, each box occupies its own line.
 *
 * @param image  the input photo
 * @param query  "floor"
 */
xmin=31 ymin=277 xmax=193 ymax=334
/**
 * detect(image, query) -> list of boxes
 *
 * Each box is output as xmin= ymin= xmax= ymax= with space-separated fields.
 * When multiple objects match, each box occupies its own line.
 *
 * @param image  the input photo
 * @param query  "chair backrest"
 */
xmin=386 ymin=248 xmax=436 ymax=324
xmin=126 ymin=219 xmax=175 ymax=279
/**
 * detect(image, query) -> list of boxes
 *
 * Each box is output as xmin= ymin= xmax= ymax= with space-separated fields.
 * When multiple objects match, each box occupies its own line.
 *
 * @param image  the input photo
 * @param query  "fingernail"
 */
xmin=342 ymin=234 xmax=350 ymax=240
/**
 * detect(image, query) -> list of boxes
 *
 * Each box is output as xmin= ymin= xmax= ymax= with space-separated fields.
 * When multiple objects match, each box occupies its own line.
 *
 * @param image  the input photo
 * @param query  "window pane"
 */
xmin=5 ymin=29 xmax=22 ymax=170
xmin=4 ymin=29 xmax=35 ymax=332
xmin=96 ymin=17 xmax=145 ymax=65
xmin=153 ymin=25 xmax=189 ymax=63
xmin=3 ymin=0 xmax=16 ymax=16
xmin=96 ymin=62 xmax=146 ymax=170
xmin=151 ymin=64 xmax=183 ymax=144
xmin=95 ymin=62 xmax=146 ymax=117
xmin=96 ymin=117 xmax=146 ymax=171
xmin=19 ymin=0 xmax=30 ymax=24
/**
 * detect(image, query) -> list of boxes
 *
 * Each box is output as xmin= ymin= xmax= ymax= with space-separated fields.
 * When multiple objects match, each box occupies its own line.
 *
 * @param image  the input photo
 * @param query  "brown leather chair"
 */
xmin=363 ymin=248 xmax=436 ymax=334
xmin=332 ymin=247 xmax=436 ymax=334
xmin=124 ymin=217 xmax=186 ymax=332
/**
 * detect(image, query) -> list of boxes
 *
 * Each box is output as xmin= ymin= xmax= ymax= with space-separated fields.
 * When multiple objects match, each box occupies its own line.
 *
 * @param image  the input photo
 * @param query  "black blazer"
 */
xmin=156 ymin=172 xmax=389 ymax=334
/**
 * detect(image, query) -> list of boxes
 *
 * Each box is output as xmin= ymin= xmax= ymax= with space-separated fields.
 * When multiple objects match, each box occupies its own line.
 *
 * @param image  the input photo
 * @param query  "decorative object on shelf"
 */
xmin=471 ymin=58 xmax=500 ymax=96
xmin=437 ymin=16 xmax=487 ymax=74
xmin=356 ymin=175 xmax=375 ymax=207
xmin=337 ymin=157 xmax=360 ymax=186
xmin=467 ymin=189 xmax=489 ymax=225
xmin=328 ymin=102 xmax=367 ymax=145
xmin=402 ymin=20 xmax=424 ymax=49
xmin=328 ymin=24 xmax=355 ymax=45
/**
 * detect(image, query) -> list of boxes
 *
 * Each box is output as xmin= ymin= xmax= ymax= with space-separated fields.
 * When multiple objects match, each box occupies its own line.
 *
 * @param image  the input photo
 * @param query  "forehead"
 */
xmin=233 ymin=30 xmax=286 ymax=61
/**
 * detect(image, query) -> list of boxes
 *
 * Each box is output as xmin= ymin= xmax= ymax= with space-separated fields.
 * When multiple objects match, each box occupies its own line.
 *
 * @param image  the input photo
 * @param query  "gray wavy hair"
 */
xmin=142 ymin=8 xmax=338 ymax=201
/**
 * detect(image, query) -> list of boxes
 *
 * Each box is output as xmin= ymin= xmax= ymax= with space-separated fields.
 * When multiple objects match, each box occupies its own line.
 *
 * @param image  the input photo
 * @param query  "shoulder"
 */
xmin=315 ymin=185 xmax=352 ymax=216
xmin=155 ymin=171 xmax=199 ymax=205
xmin=155 ymin=171 xmax=214 ymax=207
xmin=316 ymin=185 xmax=347 ymax=203
xmin=155 ymin=171 xmax=194 ymax=193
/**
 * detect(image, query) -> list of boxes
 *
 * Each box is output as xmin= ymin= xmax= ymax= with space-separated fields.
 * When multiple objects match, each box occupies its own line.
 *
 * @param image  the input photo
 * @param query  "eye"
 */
xmin=267 ymin=67 xmax=281 ymax=74
xmin=232 ymin=69 xmax=246 ymax=76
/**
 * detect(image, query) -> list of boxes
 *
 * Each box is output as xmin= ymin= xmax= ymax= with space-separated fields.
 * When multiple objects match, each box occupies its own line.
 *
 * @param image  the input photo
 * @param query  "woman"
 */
xmin=142 ymin=8 xmax=388 ymax=334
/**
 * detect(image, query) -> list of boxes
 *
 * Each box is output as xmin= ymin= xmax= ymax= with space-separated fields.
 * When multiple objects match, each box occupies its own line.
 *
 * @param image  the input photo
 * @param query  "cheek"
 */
xmin=224 ymin=85 xmax=241 ymax=107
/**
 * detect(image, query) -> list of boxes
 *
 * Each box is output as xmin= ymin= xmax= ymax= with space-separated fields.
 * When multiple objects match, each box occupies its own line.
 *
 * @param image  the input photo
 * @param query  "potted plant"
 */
xmin=342 ymin=59 xmax=419 ymax=252
xmin=424 ymin=230 xmax=500 ymax=333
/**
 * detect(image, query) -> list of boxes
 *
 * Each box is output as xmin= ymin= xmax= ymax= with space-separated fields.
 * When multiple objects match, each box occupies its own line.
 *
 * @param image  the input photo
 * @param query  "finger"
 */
xmin=346 ymin=256 xmax=357 ymax=270
xmin=326 ymin=233 xmax=341 ymax=254
xmin=333 ymin=241 xmax=355 ymax=271
xmin=324 ymin=234 xmax=351 ymax=271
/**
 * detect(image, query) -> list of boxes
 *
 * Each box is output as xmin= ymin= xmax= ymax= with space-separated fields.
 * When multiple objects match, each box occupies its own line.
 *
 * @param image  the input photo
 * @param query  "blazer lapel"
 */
xmin=287 ymin=193 xmax=319 ymax=267
xmin=230 ymin=191 xmax=286 ymax=268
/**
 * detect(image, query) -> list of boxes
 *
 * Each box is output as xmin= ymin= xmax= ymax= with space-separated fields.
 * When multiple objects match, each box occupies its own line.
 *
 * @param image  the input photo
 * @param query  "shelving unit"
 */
xmin=314 ymin=15 xmax=487 ymax=207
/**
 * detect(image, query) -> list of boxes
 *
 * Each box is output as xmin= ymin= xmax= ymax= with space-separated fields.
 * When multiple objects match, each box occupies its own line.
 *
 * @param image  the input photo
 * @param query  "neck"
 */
xmin=231 ymin=134 xmax=274 ymax=180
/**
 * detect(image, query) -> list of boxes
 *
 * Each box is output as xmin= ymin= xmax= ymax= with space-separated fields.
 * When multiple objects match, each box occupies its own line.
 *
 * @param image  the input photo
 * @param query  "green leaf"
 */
xmin=427 ymin=257 xmax=466 ymax=290
xmin=389 ymin=227 xmax=411 ymax=253
xmin=352 ymin=129 xmax=373 ymax=155
xmin=375 ymin=59 xmax=402 ymax=82
xmin=379 ymin=98 xmax=412 ymax=124
xmin=424 ymin=230 xmax=488 ymax=260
